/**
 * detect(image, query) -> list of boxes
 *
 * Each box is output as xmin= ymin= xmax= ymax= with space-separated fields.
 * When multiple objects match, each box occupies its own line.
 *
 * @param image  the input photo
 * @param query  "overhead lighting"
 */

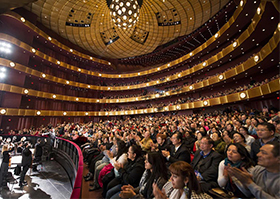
xmin=76 ymin=98 xmax=79 ymax=101
xmin=0 ymin=109 xmax=6 ymax=115
xmin=189 ymin=86 xmax=193 ymax=90
xmin=202 ymin=62 xmax=207 ymax=66
xmin=85 ymin=112 xmax=89 ymax=116
xmin=108 ymin=0 xmax=142 ymax=29
xmin=0 ymin=67 xmax=6 ymax=79
xmin=70 ymin=49 xmax=73 ymax=52
xmin=257 ymin=7 xmax=261 ymax=15
xmin=219 ymin=75 xmax=224 ymax=80
xmin=52 ymin=95 xmax=56 ymax=98
xmin=87 ymin=85 xmax=91 ymax=88
xmin=57 ymin=61 xmax=61 ymax=65
xmin=240 ymin=92 xmax=246 ymax=99
xmin=240 ymin=0 xmax=244 ymax=6
xmin=63 ymin=112 xmax=67 ymax=115
xmin=190 ymin=52 xmax=193 ymax=56
xmin=66 ymin=81 xmax=70 ymax=84
xmin=215 ymin=33 xmax=219 ymax=38
xmin=48 ymin=37 xmax=52 ymax=41
xmin=10 ymin=62 xmax=15 ymax=67
xmin=203 ymin=101 xmax=208 ymax=106
xmin=99 ymin=73 xmax=102 ymax=76
xmin=20 ymin=17 xmax=26 ymax=22
xmin=0 ymin=41 xmax=12 ymax=54
xmin=78 ymin=68 xmax=81 ymax=72
xmin=232 ymin=41 xmax=237 ymax=47
xmin=24 ymin=89 xmax=29 ymax=94
xmin=254 ymin=55 xmax=259 ymax=62
xmin=42 ymin=74 xmax=46 ymax=78
xmin=36 ymin=111 xmax=41 ymax=115
xmin=31 ymin=48 xmax=36 ymax=53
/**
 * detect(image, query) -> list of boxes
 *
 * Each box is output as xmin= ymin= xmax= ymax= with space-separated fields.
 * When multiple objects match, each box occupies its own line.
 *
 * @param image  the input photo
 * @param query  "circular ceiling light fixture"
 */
xmin=107 ymin=0 xmax=143 ymax=30
xmin=0 ymin=109 xmax=6 ymax=115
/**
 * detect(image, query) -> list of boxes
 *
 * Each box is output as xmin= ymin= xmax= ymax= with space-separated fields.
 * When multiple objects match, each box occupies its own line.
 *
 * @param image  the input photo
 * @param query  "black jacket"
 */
xmin=169 ymin=144 xmax=190 ymax=164
xmin=34 ymin=142 xmax=43 ymax=158
xmin=21 ymin=147 xmax=32 ymax=167
xmin=191 ymin=150 xmax=223 ymax=191
xmin=250 ymin=137 xmax=279 ymax=164
xmin=118 ymin=156 xmax=145 ymax=188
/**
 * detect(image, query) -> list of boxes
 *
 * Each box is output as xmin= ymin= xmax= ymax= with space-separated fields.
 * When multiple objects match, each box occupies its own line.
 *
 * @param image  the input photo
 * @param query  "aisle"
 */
xmin=0 ymin=155 xmax=72 ymax=199
xmin=81 ymin=163 xmax=103 ymax=199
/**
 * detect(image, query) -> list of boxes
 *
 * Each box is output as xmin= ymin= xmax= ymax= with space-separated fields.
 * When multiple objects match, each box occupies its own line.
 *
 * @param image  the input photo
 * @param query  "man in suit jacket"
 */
xmin=191 ymin=136 xmax=223 ymax=192
xmin=19 ymin=141 xmax=32 ymax=187
xmin=162 ymin=132 xmax=190 ymax=165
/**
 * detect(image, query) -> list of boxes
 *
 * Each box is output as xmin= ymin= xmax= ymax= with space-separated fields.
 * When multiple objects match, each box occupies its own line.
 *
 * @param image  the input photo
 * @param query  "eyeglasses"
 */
xmin=256 ymin=129 xmax=268 ymax=132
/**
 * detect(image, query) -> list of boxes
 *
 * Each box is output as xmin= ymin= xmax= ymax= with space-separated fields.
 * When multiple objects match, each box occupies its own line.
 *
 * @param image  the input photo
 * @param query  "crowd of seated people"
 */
xmin=2 ymin=105 xmax=279 ymax=198
xmin=101 ymin=74 xmax=279 ymax=112
xmin=98 ymin=64 xmax=263 ymax=100
xmin=97 ymin=49 xmax=258 ymax=89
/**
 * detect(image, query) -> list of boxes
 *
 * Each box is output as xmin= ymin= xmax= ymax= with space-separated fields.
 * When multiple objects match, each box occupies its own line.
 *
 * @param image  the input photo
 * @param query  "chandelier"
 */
xmin=107 ymin=0 xmax=143 ymax=29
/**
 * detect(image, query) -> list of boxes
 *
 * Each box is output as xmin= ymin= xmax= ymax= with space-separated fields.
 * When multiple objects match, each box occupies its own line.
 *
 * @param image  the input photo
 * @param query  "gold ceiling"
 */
xmin=23 ymin=0 xmax=229 ymax=59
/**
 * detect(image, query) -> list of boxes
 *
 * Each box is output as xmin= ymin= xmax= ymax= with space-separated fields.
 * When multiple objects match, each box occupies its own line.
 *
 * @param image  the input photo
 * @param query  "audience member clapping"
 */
xmin=218 ymin=143 xmax=254 ymax=198
xmin=118 ymin=152 xmax=168 ymax=199
xmin=152 ymin=161 xmax=212 ymax=199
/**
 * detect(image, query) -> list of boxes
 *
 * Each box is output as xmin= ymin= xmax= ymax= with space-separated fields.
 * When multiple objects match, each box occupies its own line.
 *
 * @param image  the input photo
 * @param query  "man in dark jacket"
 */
xmin=19 ymin=142 xmax=32 ymax=187
xmin=250 ymin=122 xmax=279 ymax=164
xmin=162 ymin=132 xmax=190 ymax=165
xmin=191 ymin=136 xmax=223 ymax=192
xmin=34 ymin=138 xmax=44 ymax=162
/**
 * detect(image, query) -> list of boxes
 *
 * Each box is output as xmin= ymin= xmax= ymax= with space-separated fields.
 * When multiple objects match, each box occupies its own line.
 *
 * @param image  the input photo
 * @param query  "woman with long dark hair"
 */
xmin=97 ymin=140 xmax=128 ymax=189
xmin=118 ymin=152 xmax=168 ymax=199
xmin=104 ymin=144 xmax=145 ymax=198
xmin=153 ymin=161 xmax=212 ymax=199
xmin=218 ymin=143 xmax=254 ymax=198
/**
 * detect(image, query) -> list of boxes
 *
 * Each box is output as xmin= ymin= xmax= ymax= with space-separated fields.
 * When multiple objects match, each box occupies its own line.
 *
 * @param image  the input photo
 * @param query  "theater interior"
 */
xmin=0 ymin=0 xmax=279 ymax=199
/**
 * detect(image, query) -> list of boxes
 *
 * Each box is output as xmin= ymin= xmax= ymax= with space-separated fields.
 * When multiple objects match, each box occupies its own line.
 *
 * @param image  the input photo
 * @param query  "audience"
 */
xmin=212 ymin=132 xmax=226 ymax=155
xmin=2 ymin=107 xmax=280 ymax=198
xmin=118 ymin=152 xmax=168 ymax=199
xmin=250 ymin=122 xmax=278 ymax=164
xmin=191 ymin=136 xmax=223 ymax=192
xmin=228 ymin=141 xmax=280 ymax=198
xmin=104 ymin=144 xmax=144 ymax=198
xmin=218 ymin=143 xmax=254 ymax=198
xmin=152 ymin=161 xmax=212 ymax=199
xmin=239 ymin=126 xmax=255 ymax=146
xmin=161 ymin=132 xmax=190 ymax=165
xmin=233 ymin=132 xmax=251 ymax=153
